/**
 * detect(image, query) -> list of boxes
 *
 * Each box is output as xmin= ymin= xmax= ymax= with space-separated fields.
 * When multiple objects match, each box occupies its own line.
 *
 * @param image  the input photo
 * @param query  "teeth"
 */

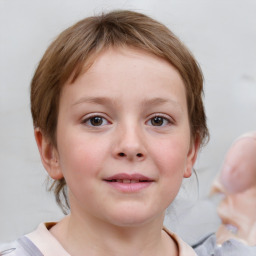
xmin=114 ymin=179 xmax=141 ymax=183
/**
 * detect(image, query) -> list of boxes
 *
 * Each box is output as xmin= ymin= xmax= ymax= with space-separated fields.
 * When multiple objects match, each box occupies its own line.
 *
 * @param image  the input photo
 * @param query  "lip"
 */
xmin=103 ymin=173 xmax=154 ymax=193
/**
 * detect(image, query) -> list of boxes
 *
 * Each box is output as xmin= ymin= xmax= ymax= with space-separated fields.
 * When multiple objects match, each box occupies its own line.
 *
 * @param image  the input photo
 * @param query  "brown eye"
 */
xmin=89 ymin=116 xmax=104 ymax=126
xmin=82 ymin=116 xmax=109 ymax=127
xmin=151 ymin=116 xmax=164 ymax=126
xmin=148 ymin=116 xmax=170 ymax=127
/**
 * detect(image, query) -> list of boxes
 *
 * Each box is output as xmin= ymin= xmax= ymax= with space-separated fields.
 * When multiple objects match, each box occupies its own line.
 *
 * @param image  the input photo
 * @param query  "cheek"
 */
xmin=57 ymin=133 xmax=108 ymax=180
xmin=57 ymin=136 xmax=109 ymax=203
xmin=151 ymin=137 xmax=189 ymax=175
xmin=151 ymin=141 xmax=188 ymax=209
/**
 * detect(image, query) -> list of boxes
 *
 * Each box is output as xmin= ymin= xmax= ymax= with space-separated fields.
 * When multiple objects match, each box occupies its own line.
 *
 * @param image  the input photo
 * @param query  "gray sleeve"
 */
xmin=193 ymin=234 xmax=256 ymax=256
xmin=0 ymin=237 xmax=43 ymax=256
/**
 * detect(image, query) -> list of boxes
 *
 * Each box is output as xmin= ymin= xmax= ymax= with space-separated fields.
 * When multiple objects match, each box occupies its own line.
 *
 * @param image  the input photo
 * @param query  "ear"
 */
xmin=34 ymin=128 xmax=63 ymax=180
xmin=184 ymin=136 xmax=200 ymax=178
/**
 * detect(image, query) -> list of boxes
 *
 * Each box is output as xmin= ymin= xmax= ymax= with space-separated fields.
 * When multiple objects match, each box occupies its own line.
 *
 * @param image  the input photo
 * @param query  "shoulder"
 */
xmin=0 ymin=236 xmax=43 ymax=256
xmin=193 ymin=233 xmax=256 ymax=256
xmin=163 ymin=227 xmax=198 ymax=256
xmin=0 ymin=241 xmax=17 ymax=256
xmin=25 ymin=222 xmax=70 ymax=256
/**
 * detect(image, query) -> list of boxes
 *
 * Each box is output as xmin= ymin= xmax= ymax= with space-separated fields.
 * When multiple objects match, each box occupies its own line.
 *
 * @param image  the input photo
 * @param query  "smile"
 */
xmin=104 ymin=173 xmax=154 ymax=192
xmin=108 ymin=179 xmax=150 ymax=183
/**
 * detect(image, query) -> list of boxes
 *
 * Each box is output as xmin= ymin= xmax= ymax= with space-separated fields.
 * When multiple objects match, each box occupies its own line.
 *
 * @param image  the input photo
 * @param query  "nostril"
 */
xmin=117 ymin=152 xmax=144 ymax=158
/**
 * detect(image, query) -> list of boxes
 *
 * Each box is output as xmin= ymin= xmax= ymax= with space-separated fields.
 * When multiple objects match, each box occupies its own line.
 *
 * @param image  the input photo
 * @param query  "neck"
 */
xmin=50 ymin=213 xmax=177 ymax=256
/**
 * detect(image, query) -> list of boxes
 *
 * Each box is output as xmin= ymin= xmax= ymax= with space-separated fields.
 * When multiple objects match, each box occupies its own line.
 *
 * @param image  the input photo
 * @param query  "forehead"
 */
xmin=62 ymin=47 xmax=187 ymax=110
xmin=85 ymin=47 xmax=181 ymax=82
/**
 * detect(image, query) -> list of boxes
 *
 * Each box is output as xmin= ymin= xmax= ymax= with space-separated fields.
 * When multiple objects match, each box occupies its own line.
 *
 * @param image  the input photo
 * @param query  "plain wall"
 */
xmin=1 ymin=0 xmax=256 ymax=243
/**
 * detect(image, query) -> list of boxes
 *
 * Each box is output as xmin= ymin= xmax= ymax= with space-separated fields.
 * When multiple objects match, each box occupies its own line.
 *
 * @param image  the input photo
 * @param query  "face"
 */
xmin=45 ymin=47 xmax=198 ymax=227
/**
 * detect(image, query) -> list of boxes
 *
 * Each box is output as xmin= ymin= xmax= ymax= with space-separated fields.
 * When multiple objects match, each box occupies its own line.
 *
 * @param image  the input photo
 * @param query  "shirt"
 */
xmin=0 ymin=223 xmax=197 ymax=256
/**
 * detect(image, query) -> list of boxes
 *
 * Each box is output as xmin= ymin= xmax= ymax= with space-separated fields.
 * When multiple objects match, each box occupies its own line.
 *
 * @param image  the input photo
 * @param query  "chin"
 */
xmin=105 ymin=207 xmax=162 ymax=228
xmin=110 ymin=218 xmax=153 ymax=228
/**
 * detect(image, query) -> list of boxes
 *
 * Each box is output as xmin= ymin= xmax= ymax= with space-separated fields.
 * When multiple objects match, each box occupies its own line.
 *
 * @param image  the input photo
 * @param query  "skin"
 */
xmin=219 ymin=137 xmax=256 ymax=194
xmin=212 ymin=133 xmax=256 ymax=245
xmin=35 ymin=47 xmax=199 ymax=256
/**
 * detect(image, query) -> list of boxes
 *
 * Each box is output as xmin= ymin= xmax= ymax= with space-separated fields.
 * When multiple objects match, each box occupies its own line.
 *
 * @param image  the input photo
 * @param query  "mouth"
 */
xmin=107 ymin=179 xmax=150 ymax=183
xmin=104 ymin=173 xmax=153 ymax=183
xmin=103 ymin=173 xmax=154 ymax=192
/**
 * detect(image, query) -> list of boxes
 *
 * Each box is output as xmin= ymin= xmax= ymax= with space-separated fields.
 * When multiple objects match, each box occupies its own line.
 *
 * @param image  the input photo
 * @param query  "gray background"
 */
xmin=1 ymin=0 xmax=256 ymax=244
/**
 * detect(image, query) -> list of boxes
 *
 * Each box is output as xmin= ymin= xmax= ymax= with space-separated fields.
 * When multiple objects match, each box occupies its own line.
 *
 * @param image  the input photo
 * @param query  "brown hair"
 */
xmin=31 ymin=10 xmax=209 ymax=213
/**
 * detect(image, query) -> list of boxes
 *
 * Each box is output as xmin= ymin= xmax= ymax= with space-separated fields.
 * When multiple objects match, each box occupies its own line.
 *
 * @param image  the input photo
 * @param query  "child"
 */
xmin=0 ymin=10 xmax=209 ymax=255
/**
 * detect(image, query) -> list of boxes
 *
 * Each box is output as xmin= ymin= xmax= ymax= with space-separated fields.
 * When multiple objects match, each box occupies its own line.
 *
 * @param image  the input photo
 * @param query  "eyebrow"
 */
xmin=72 ymin=96 xmax=113 ymax=106
xmin=141 ymin=97 xmax=181 ymax=108
xmin=72 ymin=96 xmax=183 ymax=111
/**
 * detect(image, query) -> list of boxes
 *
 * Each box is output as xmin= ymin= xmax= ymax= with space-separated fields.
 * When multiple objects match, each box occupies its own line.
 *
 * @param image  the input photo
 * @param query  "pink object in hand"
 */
xmin=212 ymin=131 xmax=256 ymax=245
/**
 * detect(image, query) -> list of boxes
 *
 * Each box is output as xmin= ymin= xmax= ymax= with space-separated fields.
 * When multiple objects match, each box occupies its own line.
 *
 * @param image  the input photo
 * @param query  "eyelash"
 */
xmin=81 ymin=113 xmax=173 ymax=127
xmin=146 ymin=114 xmax=172 ymax=127
xmin=81 ymin=114 xmax=110 ymax=127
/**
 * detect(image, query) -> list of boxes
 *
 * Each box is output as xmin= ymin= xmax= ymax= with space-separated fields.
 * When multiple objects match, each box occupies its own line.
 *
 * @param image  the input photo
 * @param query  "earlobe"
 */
xmin=184 ymin=136 xmax=200 ymax=178
xmin=34 ymin=128 xmax=63 ymax=180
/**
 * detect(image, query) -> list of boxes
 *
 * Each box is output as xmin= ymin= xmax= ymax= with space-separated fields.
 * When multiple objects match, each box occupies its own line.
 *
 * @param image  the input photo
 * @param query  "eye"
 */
xmin=82 ymin=115 xmax=109 ymax=127
xmin=147 ymin=115 xmax=171 ymax=127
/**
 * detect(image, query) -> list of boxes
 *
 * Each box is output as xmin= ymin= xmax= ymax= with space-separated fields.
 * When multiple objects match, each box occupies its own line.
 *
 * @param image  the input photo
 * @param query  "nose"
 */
xmin=113 ymin=123 xmax=146 ymax=161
